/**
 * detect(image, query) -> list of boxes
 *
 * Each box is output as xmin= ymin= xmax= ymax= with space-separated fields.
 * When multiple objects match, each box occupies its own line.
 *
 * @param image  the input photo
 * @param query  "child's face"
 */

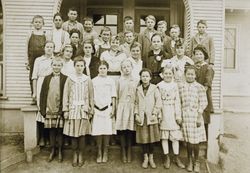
xmin=176 ymin=46 xmax=185 ymax=56
xmin=197 ymin=23 xmax=207 ymax=34
xmin=101 ymin=31 xmax=111 ymax=42
xmin=33 ymin=18 xmax=44 ymax=30
xmin=131 ymin=46 xmax=141 ymax=60
xmin=84 ymin=21 xmax=93 ymax=32
xmin=185 ymin=69 xmax=196 ymax=83
xmin=124 ymin=20 xmax=134 ymax=31
xmin=98 ymin=64 xmax=108 ymax=76
xmin=124 ymin=32 xmax=134 ymax=44
xmin=63 ymin=47 xmax=73 ymax=60
xmin=151 ymin=35 xmax=163 ymax=51
xmin=44 ymin=43 xmax=54 ymax=55
xmin=52 ymin=61 xmax=63 ymax=73
xmin=170 ymin=28 xmax=180 ymax=39
xmin=83 ymin=43 xmax=93 ymax=56
xmin=141 ymin=71 xmax=151 ymax=85
xmin=68 ymin=10 xmax=77 ymax=21
xmin=162 ymin=68 xmax=173 ymax=83
xmin=146 ymin=19 xmax=155 ymax=30
xmin=54 ymin=16 xmax=63 ymax=29
xmin=75 ymin=61 xmax=85 ymax=74
xmin=110 ymin=39 xmax=120 ymax=52
xmin=157 ymin=24 xmax=167 ymax=34
xmin=70 ymin=33 xmax=80 ymax=45
xmin=194 ymin=50 xmax=205 ymax=63
xmin=121 ymin=61 xmax=132 ymax=75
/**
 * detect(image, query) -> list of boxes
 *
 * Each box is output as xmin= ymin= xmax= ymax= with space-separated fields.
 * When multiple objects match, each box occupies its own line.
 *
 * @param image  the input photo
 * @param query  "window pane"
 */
xmin=93 ymin=26 xmax=103 ymax=36
xmin=226 ymin=49 xmax=235 ymax=69
xmin=140 ymin=18 xmax=146 ymax=25
xmin=106 ymin=15 xmax=117 ymax=25
xmin=224 ymin=27 xmax=236 ymax=69
xmin=109 ymin=26 xmax=117 ymax=35
xmin=93 ymin=15 xmax=104 ymax=25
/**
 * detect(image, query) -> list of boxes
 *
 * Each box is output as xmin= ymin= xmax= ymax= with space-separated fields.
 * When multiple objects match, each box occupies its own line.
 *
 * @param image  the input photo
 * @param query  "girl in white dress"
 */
xmin=157 ymin=66 xmax=185 ymax=169
xmin=92 ymin=61 xmax=117 ymax=163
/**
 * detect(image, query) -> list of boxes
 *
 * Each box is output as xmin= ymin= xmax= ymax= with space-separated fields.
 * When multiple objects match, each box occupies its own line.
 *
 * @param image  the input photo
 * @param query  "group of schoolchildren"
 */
xmin=27 ymin=7 xmax=215 ymax=173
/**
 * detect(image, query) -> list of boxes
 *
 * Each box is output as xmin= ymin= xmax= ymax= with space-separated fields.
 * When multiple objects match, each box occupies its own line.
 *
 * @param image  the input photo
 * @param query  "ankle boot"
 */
xmin=47 ymin=147 xmax=55 ymax=162
xmin=102 ymin=146 xmax=108 ymax=163
xmin=142 ymin=153 xmax=149 ymax=169
xmin=186 ymin=157 xmax=193 ymax=172
xmin=174 ymin=155 xmax=185 ymax=169
xmin=194 ymin=160 xmax=200 ymax=173
xmin=149 ymin=154 xmax=157 ymax=169
xmin=78 ymin=151 xmax=85 ymax=167
xmin=163 ymin=154 xmax=170 ymax=169
xmin=72 ymin=151 xmax=78 ymax=167
xmin=96 ymin=147 xmax=102 ymax=163
xmin=121 ymin=147 xmax=127 ymax=163
xmin=58 ymin=147 xmax=63 ymax=163
xmin=127 ymin=146 xmax=132 ymax=163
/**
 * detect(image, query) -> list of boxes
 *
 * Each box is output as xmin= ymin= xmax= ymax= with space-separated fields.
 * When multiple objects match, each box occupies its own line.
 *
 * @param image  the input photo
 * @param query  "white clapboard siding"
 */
xmin=190 ymin=0 xmax=224 ymax=113
xmin=0 ymin=0 xmax=57 ymax=108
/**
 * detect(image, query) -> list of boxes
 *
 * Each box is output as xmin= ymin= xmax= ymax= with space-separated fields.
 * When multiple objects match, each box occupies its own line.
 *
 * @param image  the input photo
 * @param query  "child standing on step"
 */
xmin=116 ymin=59 xmax=138 ymax=163
xmin=179 ymin=65 xmax=208 ymax=173
xmin=32 ymin=41 xmax=55 ymax=146
xmin=134 ymin=68 xmax=162 ymax=169
xmin=193 ymin=45 xmax=214 ymax=140
xmin=40 ymin=57 xmax=67 ymax=163
xmin=63 ymin=56 xmax=94 ymax=167
xmin=27 ymin=15 xmax=48 ymax=104
xmin=91 ymin=61 xmax=117 ymax=163
xmin=157 ymin=66 xmax=185 ymax=169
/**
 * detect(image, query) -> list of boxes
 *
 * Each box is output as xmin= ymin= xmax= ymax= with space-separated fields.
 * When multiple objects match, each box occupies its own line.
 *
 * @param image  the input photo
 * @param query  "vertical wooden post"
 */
xmin=80 ymin=0 xmax=87 ymax=22
xmin=123 ymin=0 xmax=135 ymax=22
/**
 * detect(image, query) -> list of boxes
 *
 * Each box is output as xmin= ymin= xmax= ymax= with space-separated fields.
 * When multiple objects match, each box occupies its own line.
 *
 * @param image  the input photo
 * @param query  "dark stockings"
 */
xmin=142 ymin=143 xmax=154 ymax=154
xmin=187 ymin=142 xmax=200 ymax=161
xmin=49 ymin=128 xmax=63 ymax=147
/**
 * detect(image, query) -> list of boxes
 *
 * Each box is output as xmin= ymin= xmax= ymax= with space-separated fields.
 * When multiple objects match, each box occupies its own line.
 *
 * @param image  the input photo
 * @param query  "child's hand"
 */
xmin=196 ymin=121 xmax=201 ymax=128
xmin=32 ymin=94 xmax=37 ymax=101
xmin=150 ymin=114 xmax=157 ymax=122
xmin=176 ymin=119 xmax=182 ymax=126
xmin=110 ymin=112 xmax=115 ymax=118
xmin=158 ymin=117 xmax=162 ymax=123
xmin=64 ymin=112 xmax=69 ymax=119
xmin=135 ymin=114 xmax=142 ymax=125
xmin=25 ymin=62 xmax=30 ymax=70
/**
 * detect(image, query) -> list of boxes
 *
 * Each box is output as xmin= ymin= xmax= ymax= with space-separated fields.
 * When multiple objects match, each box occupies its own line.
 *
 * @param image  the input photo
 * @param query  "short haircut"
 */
xmin=151 ymin=33 xmax=163 ymax=42
xmin=121 ymin=59 xmax=133 ymax=69
xmin=53 ymin=13 xmax=63 ymax=21
xmin=157 ymin=20 xmax=167 ymax=27
xmin=170 ymin=24 xmax=180 ymax=31
xmin=69 ymin=28 xmax=80 ymax=37
xmin=197 ymin=20 xmax=207 ymax=27
xmin=51 ymin=56 xmax=64 ymax=66
xmin=124 ymin=30 xmax=134 ymax=36
xmin=98 ymin=60 xmax=109 ymax=69
xmin=100 ymin=26 xmax=112 ymax=35
xmin=123 ymin=16 xmax=134 ymax=22
xmin=175 ymin=39 xmax=185 ymax=48
xmin=82 ymin=39 xmax=96 ymax=55
xmin=83 ymin=17 xmax=93 ymax=24
xmin=145 ymin=15 xmax=156 ymax=22
xmin=184 ymin=65 xmax=196 ymax=74
xmin=161 ymin=65 xmax=174 ymax=74
xmin=130 ymin=42 xmax=142 ymax=51
xmin=68 ymin=7 xmax=77 ymax=13
xmin=73 ymin=56 xmax=85 ymax=66
xmin=61 ymin=44 xmax=74 ymax=56
xmin=32 ymin=15 xmax=44 ymax=25
xmin=44 ymin=41 xmax=55 ymax=49
xmin=139 ymin=68 xmax=152 ymax=78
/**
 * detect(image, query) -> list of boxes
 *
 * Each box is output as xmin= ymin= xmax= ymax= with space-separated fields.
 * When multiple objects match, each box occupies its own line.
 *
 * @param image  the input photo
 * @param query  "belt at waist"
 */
xmin=108 ymin=71 xmax=121 ymax=75
xmin=94 ymin=104 xmax=112 ymax=111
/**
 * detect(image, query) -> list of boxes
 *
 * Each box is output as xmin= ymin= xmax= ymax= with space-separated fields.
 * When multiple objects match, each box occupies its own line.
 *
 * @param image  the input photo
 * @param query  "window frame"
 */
xmin=224 ymin=24 xmax=240 ymax=72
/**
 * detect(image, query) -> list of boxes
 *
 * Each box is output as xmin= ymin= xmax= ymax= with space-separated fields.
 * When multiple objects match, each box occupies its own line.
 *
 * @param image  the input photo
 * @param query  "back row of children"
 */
xmin=28 ymin=8 xmax=214 ymax=173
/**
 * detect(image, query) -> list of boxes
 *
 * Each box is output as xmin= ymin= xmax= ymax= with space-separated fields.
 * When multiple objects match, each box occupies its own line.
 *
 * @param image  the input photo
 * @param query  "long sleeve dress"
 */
xmin=63 ymin=74 xmax=94 ymax=137
xmin=115 ymin=76 xmax=138 ymax=131
xmin=179 ymin=81 xmax=208 ymax=144
xmin=157 ymin=81 xmax=183 ymax=141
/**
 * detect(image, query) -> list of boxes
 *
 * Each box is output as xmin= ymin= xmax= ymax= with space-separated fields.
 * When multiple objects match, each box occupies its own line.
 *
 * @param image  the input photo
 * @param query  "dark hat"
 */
xmin=193 ymin=45 xmax=209 ymax=60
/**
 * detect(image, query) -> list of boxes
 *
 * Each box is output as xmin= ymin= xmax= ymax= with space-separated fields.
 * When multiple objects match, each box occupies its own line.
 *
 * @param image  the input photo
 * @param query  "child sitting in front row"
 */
xmin=134 ymin=68 xmax=162 ymax=169
xmin=157 ymin=66 xmax=185 ymax=169
xmin=179 ymin=65 xmax=208 ymax=173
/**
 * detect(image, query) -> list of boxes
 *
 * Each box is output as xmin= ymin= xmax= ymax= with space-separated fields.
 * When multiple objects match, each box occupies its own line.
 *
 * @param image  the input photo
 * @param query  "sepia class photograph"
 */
xmin=0 ymin=0 xmax=250 ymax=173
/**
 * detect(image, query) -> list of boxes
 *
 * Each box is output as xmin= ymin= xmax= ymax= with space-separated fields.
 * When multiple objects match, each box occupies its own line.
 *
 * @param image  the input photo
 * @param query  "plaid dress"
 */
xmin=179 ymin=81 xmax=208 ymax=144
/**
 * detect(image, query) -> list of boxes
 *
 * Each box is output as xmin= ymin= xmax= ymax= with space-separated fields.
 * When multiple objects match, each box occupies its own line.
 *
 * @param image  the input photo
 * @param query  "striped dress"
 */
xmin=179 ymin=81 xmax=208 ymax=144
xmin=63 ymin=74 xmax=94 ymax=137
